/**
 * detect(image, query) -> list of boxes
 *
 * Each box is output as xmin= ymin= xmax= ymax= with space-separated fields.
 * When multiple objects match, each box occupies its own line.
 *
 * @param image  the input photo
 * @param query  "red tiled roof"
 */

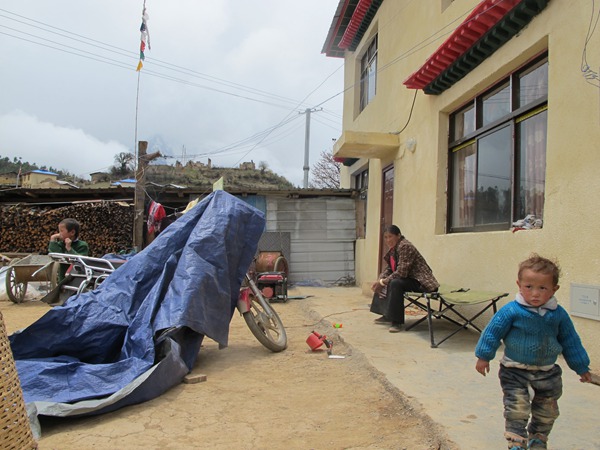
xmin=403 ymin=0 xmax=522 ymax=90
xmin=338 ymin=0 xmax=373 ymax=49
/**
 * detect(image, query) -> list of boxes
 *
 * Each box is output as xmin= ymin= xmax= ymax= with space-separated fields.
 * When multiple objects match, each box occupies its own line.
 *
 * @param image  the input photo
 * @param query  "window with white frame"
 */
xmin=448 ymin=54 xmax=548 ymax=233
xmin=359 ymin=36 xmax=378 ymax=112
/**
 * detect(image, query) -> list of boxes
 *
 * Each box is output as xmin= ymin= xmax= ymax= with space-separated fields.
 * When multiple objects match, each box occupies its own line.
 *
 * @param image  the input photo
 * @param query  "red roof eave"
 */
xmin=403 ymin=0 xmax=522 ymax=89
xmin=339 ymin=0 xmax=373 ymax=49
xmin=322 ymin=0 xmax=354 ymax=57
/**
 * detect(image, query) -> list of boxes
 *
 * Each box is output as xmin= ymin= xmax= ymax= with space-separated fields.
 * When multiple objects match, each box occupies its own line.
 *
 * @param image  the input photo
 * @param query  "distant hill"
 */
xmin=0 ymin=155 xmax=79 ymax=181
xmin=1 ymin=153 xmax=296 ymax=191
xmin=145 ymin=160 xmax=296 ymax=190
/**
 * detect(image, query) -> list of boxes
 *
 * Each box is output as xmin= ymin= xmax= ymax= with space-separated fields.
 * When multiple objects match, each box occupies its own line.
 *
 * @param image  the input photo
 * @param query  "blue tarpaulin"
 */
xmin=9 ymin=191 xmax=265 ymax=434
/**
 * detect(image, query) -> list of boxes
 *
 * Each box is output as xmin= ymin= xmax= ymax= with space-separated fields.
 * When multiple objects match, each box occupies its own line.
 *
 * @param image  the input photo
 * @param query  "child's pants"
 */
xmin=499 ymin=364 xmax=562 ymax=441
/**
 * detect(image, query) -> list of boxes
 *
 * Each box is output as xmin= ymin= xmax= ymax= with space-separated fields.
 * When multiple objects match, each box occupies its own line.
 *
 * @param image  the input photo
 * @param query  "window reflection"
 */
xmin=453 ymin=104 xmax=475 ymax=140
xmin=476 ymin=127 xmax=512 ymax=226
xmin=482 ymin=83 xmax=510 ymax=126
xmin=451 ymin=143 xmax=476 ymax=228
xmin=519 ymin=62 xmax=548 ymax=107
xmin=517 ymin=110 xmax=547 ymax=219
xmin=360 ymin=37 xmax=378 ymax=111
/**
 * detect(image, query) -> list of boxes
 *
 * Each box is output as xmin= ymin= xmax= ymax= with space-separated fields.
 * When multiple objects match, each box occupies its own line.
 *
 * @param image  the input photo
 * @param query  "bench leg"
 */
xmin=426 ymin=298 xmax=438 ymax=348
xmin=429 ymin=299 xmax=501 ymax=347
xmin=402 ymin=294 xmax=503 ymax=347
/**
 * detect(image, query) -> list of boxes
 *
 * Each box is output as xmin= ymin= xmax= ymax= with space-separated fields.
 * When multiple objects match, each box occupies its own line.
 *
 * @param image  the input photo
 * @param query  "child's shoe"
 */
xmin=505 ymin=432 xmax=527 ymax=450
xmin=528 ymin=433 xmax=547 ymax=449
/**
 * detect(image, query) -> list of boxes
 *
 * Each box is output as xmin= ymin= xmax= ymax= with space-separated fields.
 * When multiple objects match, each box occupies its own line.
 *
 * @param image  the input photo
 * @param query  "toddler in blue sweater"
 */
xmin=475 ymin=254 xmax=592 ymax=450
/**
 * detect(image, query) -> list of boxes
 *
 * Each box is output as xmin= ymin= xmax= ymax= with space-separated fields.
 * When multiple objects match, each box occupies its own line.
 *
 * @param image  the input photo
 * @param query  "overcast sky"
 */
xmin=0 ymin=1 xmax=345 ymax=186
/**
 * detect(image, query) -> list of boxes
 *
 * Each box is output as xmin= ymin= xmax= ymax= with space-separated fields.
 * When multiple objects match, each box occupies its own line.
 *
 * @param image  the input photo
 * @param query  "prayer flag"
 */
xmin=136 ymin=3 xmax=150 ymax=71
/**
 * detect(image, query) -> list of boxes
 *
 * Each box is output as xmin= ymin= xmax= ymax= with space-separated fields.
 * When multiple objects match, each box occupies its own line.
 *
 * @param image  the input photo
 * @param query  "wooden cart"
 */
xmin=1 ymin=253 xmax=58 ymax=304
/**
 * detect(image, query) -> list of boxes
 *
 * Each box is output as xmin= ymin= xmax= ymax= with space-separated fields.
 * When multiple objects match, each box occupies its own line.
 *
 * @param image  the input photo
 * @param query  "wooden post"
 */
xmin=133 ymin=142 xmax=162 ymax=252
xmin=133 ymin=141 xmax=148 ymax=252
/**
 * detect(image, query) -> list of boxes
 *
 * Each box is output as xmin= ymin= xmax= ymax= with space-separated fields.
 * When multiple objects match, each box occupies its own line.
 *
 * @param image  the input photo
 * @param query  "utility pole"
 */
xmin=301 ymin=107 xmax=322 ymax=188
xmin=133 ymin=141 xmax=161 ymax=251
xmin=15 ymin=158 xmax=22 ymax=188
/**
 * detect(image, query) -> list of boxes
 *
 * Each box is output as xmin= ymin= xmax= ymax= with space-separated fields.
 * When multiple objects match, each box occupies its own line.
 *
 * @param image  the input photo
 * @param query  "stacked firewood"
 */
xmin=0 ymin=202 xmax=133 ymax=256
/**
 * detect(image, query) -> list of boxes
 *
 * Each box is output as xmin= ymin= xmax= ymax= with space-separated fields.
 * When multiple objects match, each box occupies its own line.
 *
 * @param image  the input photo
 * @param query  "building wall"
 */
xmin=22 ymin=172 xmax=57 ymax=188
xmin=0 ymin=173 xmax=17 ymax=185
xmin=266 ymin=197 xmax=356 ymax=284
xmin=90 ymin=173 xmax=110 ymax=183
xmin=338 ymin=0 xmax=600 ymax=368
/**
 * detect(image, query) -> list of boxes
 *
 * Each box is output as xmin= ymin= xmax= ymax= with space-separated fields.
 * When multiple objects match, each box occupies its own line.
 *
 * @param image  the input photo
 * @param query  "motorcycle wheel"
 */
xmin=242 ymin=293 xmax=287 ymax=352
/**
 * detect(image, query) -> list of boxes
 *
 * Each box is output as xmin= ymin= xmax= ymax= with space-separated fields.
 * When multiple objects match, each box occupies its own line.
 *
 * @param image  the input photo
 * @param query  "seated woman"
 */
xmin=370 ymin=225 xmax=439 ymax=333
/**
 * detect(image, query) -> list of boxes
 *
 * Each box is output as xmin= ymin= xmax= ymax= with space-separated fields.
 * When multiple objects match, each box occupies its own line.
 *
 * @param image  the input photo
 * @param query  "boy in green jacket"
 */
xmin=48 ymin=218 xmax=89 ymax=280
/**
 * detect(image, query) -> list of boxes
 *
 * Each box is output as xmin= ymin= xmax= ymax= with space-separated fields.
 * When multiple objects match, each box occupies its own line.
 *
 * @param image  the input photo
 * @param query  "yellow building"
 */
xmin=324 ymin=0 xmax=600 ymax=368
xmin=90 ymin=172 xmax=110 ymax=183
xmin=21 ymin=170 xmax=58 ymax=188
xmin=0 ymin=171 xmax=18 ymax=186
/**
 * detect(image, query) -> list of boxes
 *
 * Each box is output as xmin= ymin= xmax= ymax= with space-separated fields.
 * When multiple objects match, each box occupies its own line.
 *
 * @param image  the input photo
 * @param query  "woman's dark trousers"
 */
xmin=387 ymin=278 xmax=423 ymax=324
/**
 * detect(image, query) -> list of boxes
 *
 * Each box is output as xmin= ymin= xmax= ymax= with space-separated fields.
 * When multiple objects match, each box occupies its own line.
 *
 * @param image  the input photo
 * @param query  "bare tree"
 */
xmin=258 ymin=161 xmax=269 ymax=173
xmin=310 ymin=149 xmax=341 ymax=189
xmin=112 ymin=152 xmax=135 ymax=176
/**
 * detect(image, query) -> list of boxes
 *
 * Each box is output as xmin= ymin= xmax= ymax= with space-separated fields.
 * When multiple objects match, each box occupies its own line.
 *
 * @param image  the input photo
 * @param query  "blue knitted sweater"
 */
xmin=475 ymin=299 xmax=590 ymax=375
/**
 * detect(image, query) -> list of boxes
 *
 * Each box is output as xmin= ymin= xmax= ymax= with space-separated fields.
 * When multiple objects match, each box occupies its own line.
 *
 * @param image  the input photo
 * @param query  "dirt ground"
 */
xmin=1 ymin=285 xmax=457 ymax=450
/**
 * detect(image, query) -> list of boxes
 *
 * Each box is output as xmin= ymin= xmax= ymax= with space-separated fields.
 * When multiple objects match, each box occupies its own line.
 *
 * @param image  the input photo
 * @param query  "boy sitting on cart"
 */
xmin=48 ymin=218 xmax=89 ymax=281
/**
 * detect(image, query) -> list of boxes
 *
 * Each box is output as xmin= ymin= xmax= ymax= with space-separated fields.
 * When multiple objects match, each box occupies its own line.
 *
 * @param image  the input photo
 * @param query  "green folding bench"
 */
xmin=403 ymin=285 xmax=509 ymax=348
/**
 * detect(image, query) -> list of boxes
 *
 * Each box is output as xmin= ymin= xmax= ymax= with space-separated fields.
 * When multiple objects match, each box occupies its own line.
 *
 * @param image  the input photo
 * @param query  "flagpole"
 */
xmin=134 ymin=0 xmax=148 ymax=171
xmin=133 ymin=0 xmax=149 ymax=248
xmin=134 ymin=71 xmax=141 ymax=171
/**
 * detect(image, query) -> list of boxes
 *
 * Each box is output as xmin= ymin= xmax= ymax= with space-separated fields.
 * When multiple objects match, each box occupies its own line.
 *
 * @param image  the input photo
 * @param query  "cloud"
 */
xmin=0 ymin=1 xmax=344 ymax=188
xmin=0 ymin=111 xmax=128 ymax=179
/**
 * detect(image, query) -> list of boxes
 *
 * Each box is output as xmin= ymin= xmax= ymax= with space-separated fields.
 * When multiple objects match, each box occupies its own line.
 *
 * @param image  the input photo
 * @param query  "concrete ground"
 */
xmin=292 ymin=285 xmax=600 ymax=450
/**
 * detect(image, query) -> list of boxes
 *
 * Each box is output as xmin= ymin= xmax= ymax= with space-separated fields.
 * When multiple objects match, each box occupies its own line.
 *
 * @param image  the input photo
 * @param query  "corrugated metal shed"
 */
xmin=266 ymin=197 xmax=356 ymax=284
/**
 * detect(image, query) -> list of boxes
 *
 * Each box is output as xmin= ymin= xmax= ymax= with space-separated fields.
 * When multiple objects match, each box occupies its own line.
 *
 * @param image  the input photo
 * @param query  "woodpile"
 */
xmin=0 ymin=202 xmax=133 ymax=256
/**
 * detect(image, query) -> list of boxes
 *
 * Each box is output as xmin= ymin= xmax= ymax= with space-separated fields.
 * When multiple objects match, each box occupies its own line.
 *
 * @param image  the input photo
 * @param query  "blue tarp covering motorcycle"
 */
xmin=9 ymin=190 xmax=266 ymax=436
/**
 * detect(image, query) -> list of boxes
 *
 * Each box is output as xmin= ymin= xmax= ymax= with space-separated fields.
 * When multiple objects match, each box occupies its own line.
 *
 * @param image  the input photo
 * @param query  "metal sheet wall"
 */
xmin=265 ymin=197 xmax=356 ymax=284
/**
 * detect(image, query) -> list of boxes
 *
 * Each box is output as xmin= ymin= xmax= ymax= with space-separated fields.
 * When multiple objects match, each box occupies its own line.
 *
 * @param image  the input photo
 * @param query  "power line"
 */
xmin=311 ymin=115 xmax=342 ymax=132
xmin=0 ymin=8 xmax=316 ymax=110
xmin=180 ymin=115 xmax=305 ymax=160
xmin=0 ymin=8 xmax=307 ymax=106
xmin=0 ymin=27 xmax=307 ymax=111
xmin=581 ymin=0 xmax=600 ymax=88
xmin=0 ymin=6 xmax=345 ymax=185
xmin=317 ymin=0 xmax=524 ymax=110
